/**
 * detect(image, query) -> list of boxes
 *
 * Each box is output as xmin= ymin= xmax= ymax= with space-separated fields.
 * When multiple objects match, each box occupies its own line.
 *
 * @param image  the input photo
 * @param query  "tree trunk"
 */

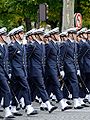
xmin=59 ymin=0 xmax=63 ymax=32
xmin=24 ymin=17 xmax=31 ymax=31
xmin=62 ymin=0 xmax=75 ymax=32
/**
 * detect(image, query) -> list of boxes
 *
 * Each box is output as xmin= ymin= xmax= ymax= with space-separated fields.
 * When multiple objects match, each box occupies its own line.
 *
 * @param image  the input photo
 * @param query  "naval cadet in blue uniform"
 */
xmin=25 ymin=28 xmax=40 ymax=102
xmin=60 ymin=28 xmax=83 ymax=109
xmin=77 ymin=28 xmax=90 ymax=106
xmin=59 ymin=31 xmax=72 ymax=105
xmin=45 ymin=28 xmax=72 ymax=111
xmin=27 ymin=28 xmax=57 ymax=113
xmin=78 ymin=28 xmax=90 ymax=103
xmin=8 ymin=26 xmax=38 ymax=116
xmin=0 ymin=27 xmax=15 ymax=119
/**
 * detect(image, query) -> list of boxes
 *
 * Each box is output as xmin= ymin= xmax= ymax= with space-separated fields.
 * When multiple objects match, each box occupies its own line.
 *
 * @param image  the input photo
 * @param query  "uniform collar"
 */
xmin=0 ymin=42 xmax=5 ymax=47
xmin=82 ymin=39 xmax=86 ymax=42
xmin=16 ymin=40 xmax=22 ymax=45
xmin=69 ymin=39 xmax=74 ymax=43
xmin=35 ymin=39 xmax=42 ymax=44
xmin=52 ymin=39 xmax=57 ymax=44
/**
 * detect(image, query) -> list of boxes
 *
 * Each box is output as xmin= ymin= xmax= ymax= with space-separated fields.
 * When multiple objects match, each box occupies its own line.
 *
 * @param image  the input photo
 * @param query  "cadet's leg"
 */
xmin=0 ymin=75 xmax=14 ymax=118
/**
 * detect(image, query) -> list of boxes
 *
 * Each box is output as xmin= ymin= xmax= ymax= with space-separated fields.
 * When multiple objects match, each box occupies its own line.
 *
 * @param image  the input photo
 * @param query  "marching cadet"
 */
xmin=27 ymin=28 xmax=58 ymax=113
xmin=0 ymin=27 xmax=15 ymax=119
xmin=78 ymin=28 xmax=90 ymax=103
xmin=8 ymin=26 xmax=38 ymax=116
xmin=43 ymin=32 xmax=50 ymax=44
xmin=8 ymin=28 xmax=24 ymax=114
xmin=45 ymin=28 xmax=72 ymax=111
xmin=59 ymin=31 xmax=68 ymax=42
xmin=8 ymin=28 xmax=17 ymax=43
xmin=77 ymin=28 xmax=90 ymax=106
xmin=25 ymin=28 xmax=39 ymax=102
xmin=60 ymin=27 xmax=84 ymax=109
xmin=59 ymin=31 xmax=72 ymax=105
xmin=26 ymin=29 xmax=42 ymax=105
xmin=85 ymin=29 xmax=90 ymax=102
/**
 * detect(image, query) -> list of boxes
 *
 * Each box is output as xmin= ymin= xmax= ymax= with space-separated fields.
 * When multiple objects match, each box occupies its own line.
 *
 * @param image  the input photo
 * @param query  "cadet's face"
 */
xmin=43 ymin=37 xmax=48 ymax=43
xmin=19 ymin=32 xmax=24 ymax=40
xmin=83 ymin=33 xmax=87 ymax=39
xmin=73 ymin=33 xmax=77 ymax=41
xmin=87 ymin=33 xmax=90 ymax=40
xmin=77 ymin=36 xmax=81 ymax=42
xmin=68 ymin=33 xmax=73 ymax=40
xmin=28 ymin=36 xmax=32 ymax=40
xmin=32 ymin=35 xmax=36 ymax=40
xmin=54 ymin=34 xmax=59 ymax=41
xmin=39 ymin=34 xmax=43 ymax=41
xmin=1 ymin=35 xmax=7 ymax=41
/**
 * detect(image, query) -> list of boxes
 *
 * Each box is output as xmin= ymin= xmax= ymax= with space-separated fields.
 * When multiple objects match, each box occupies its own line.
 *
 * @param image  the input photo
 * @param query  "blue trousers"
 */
xmin=0 ymin=74 xmax=11 ymax=108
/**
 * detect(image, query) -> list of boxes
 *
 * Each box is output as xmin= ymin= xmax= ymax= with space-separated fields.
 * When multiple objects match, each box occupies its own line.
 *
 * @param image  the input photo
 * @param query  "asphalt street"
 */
xmin=1 ymin=102 xmax=90 ymax=120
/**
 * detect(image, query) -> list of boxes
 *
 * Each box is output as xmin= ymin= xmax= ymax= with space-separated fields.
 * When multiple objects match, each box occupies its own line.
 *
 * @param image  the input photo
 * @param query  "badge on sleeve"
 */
xmin=17 ymin=51 xmax=20 ymax=54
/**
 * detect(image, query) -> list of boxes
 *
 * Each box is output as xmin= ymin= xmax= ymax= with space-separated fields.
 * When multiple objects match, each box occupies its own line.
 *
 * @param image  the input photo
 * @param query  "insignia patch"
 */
xmin=17 ymin=51 xmax=20 ymax=53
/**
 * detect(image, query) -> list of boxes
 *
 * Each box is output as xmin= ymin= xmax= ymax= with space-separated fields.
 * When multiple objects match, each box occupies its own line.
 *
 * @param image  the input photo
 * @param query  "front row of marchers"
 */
xmin=0 ymin=26 xmax=90 ymax=119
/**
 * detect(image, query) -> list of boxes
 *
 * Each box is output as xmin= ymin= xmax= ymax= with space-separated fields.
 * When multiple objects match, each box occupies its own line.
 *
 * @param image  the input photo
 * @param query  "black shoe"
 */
xmin=40 ymin=107 xmax=48 ymax=111
xmin=35 ymin=99 xmax=39 ymax=103
xmin=81 ymin=104 xmax=89 ymax=107
xmin=13 ymin=112 xmax=23 ymax=116
xmin=74 ymin=106 xmax=84 ymax=109
xmin=62 ymin=106 xmax=72 ymax=111
xmin=83 ymin=99 xmax=88 ymax=103
xmin=52 ymin=99 xmax=57 ymax=102
xmin=16 ymin=105 xmax=21 ymax=111
xmin=5 ymin=115 xmax=15 ymax=120
xmin=27 ymin=110 xmax=38 ymax=116
xmin=49 ymin=106 xmax=58 ymax=113
xmin=0 ymin=107 xmax=3 ymax=112
xmin=66 ymin=101 xmax=72 ymax=105
xmin=0 ymin=115 xmax=4 ymax=119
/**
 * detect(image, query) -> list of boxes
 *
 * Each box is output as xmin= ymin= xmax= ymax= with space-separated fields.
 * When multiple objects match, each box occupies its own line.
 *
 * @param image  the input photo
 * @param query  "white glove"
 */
xmin=60 ymin=71 xmax=65 ymax=78
xmin=77 ymin=70 xmax=80 ymax=76
xmin=8 ymin=74 xmax=11 ymax=79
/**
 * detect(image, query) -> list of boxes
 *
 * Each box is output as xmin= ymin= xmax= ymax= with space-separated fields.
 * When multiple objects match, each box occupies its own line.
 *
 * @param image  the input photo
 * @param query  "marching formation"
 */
xmin=0 ymin=26 xmax=90 ymax=119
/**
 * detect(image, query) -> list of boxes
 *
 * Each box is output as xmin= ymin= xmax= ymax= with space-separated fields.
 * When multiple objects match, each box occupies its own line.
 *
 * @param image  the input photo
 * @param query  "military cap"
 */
xmin=77 ymin=28 xmax=87 ymax=36
xmin=0 ymin=27 xmax=7 ymax=35
xmin=34 ymin=28 xmax=45 ymax=35
xmin=14 ymin=25 xmax=24 ymax=34
xmin=25 ymin=28 xmax=36 ymax=37
xmin=85 ymin=29 xmax=90 ymax=34
xmin=8 ymin=28 xmax=17 ymax=36
xmin=49 ymin=27 xmax=59 ymax=35
xmin=59 ymin=31 xmax=67 ymax=37
xmin=43 ymin=32 xmax=50 ymax=37
xmin=67 ymin=27 xmax=77 ymax=34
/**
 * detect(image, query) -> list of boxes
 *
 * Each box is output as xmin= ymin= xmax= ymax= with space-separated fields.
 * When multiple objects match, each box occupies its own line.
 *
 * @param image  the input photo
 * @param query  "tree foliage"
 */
xmin=0 ymin=0 xmax=90 ymax=30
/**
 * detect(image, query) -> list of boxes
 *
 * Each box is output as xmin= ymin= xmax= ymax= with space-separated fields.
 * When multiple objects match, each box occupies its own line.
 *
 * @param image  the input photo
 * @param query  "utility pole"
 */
xmin=62 ymin=0 xmax=75 ymax=32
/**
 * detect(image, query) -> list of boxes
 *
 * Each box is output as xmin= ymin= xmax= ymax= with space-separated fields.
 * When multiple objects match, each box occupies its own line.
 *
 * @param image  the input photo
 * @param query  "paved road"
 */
xmin=1 ymin=102 xmax=90 ymax=120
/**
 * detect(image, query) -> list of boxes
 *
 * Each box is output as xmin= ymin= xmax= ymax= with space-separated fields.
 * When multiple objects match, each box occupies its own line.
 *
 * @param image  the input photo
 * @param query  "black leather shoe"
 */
xmin=66 ymin=101 xmax=72 ymax=105
xmin=62 ymin=106 xmax=72 ymax=111
xmin=81 ymin=104 xmax=89 ymax=107
xmin=83 ymin=99 xmax=88 ymax=103
xmin=0 ymin=115 xmax=4 ymax=119
xmin=35 ymin=99 xmax=39 ymax=103
xmin=0 ymin=108 xmax=3 ymax=112
xmin=49 ymin=106 xmax=58 ymax=113
xmin=40 ymin=107 xmax=48 ymax=111
xmin=5 ymin=115 xmax=15 ymax=120
xmin=13 ymin=112 xmax=23 ymax=116
xmin=27 ymin=110 xmax=38 ymax=116
xmin=16 ymin=105 xmax=21 ymax=111
xmin=74 ymin=106 xmax=84 ymax=109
